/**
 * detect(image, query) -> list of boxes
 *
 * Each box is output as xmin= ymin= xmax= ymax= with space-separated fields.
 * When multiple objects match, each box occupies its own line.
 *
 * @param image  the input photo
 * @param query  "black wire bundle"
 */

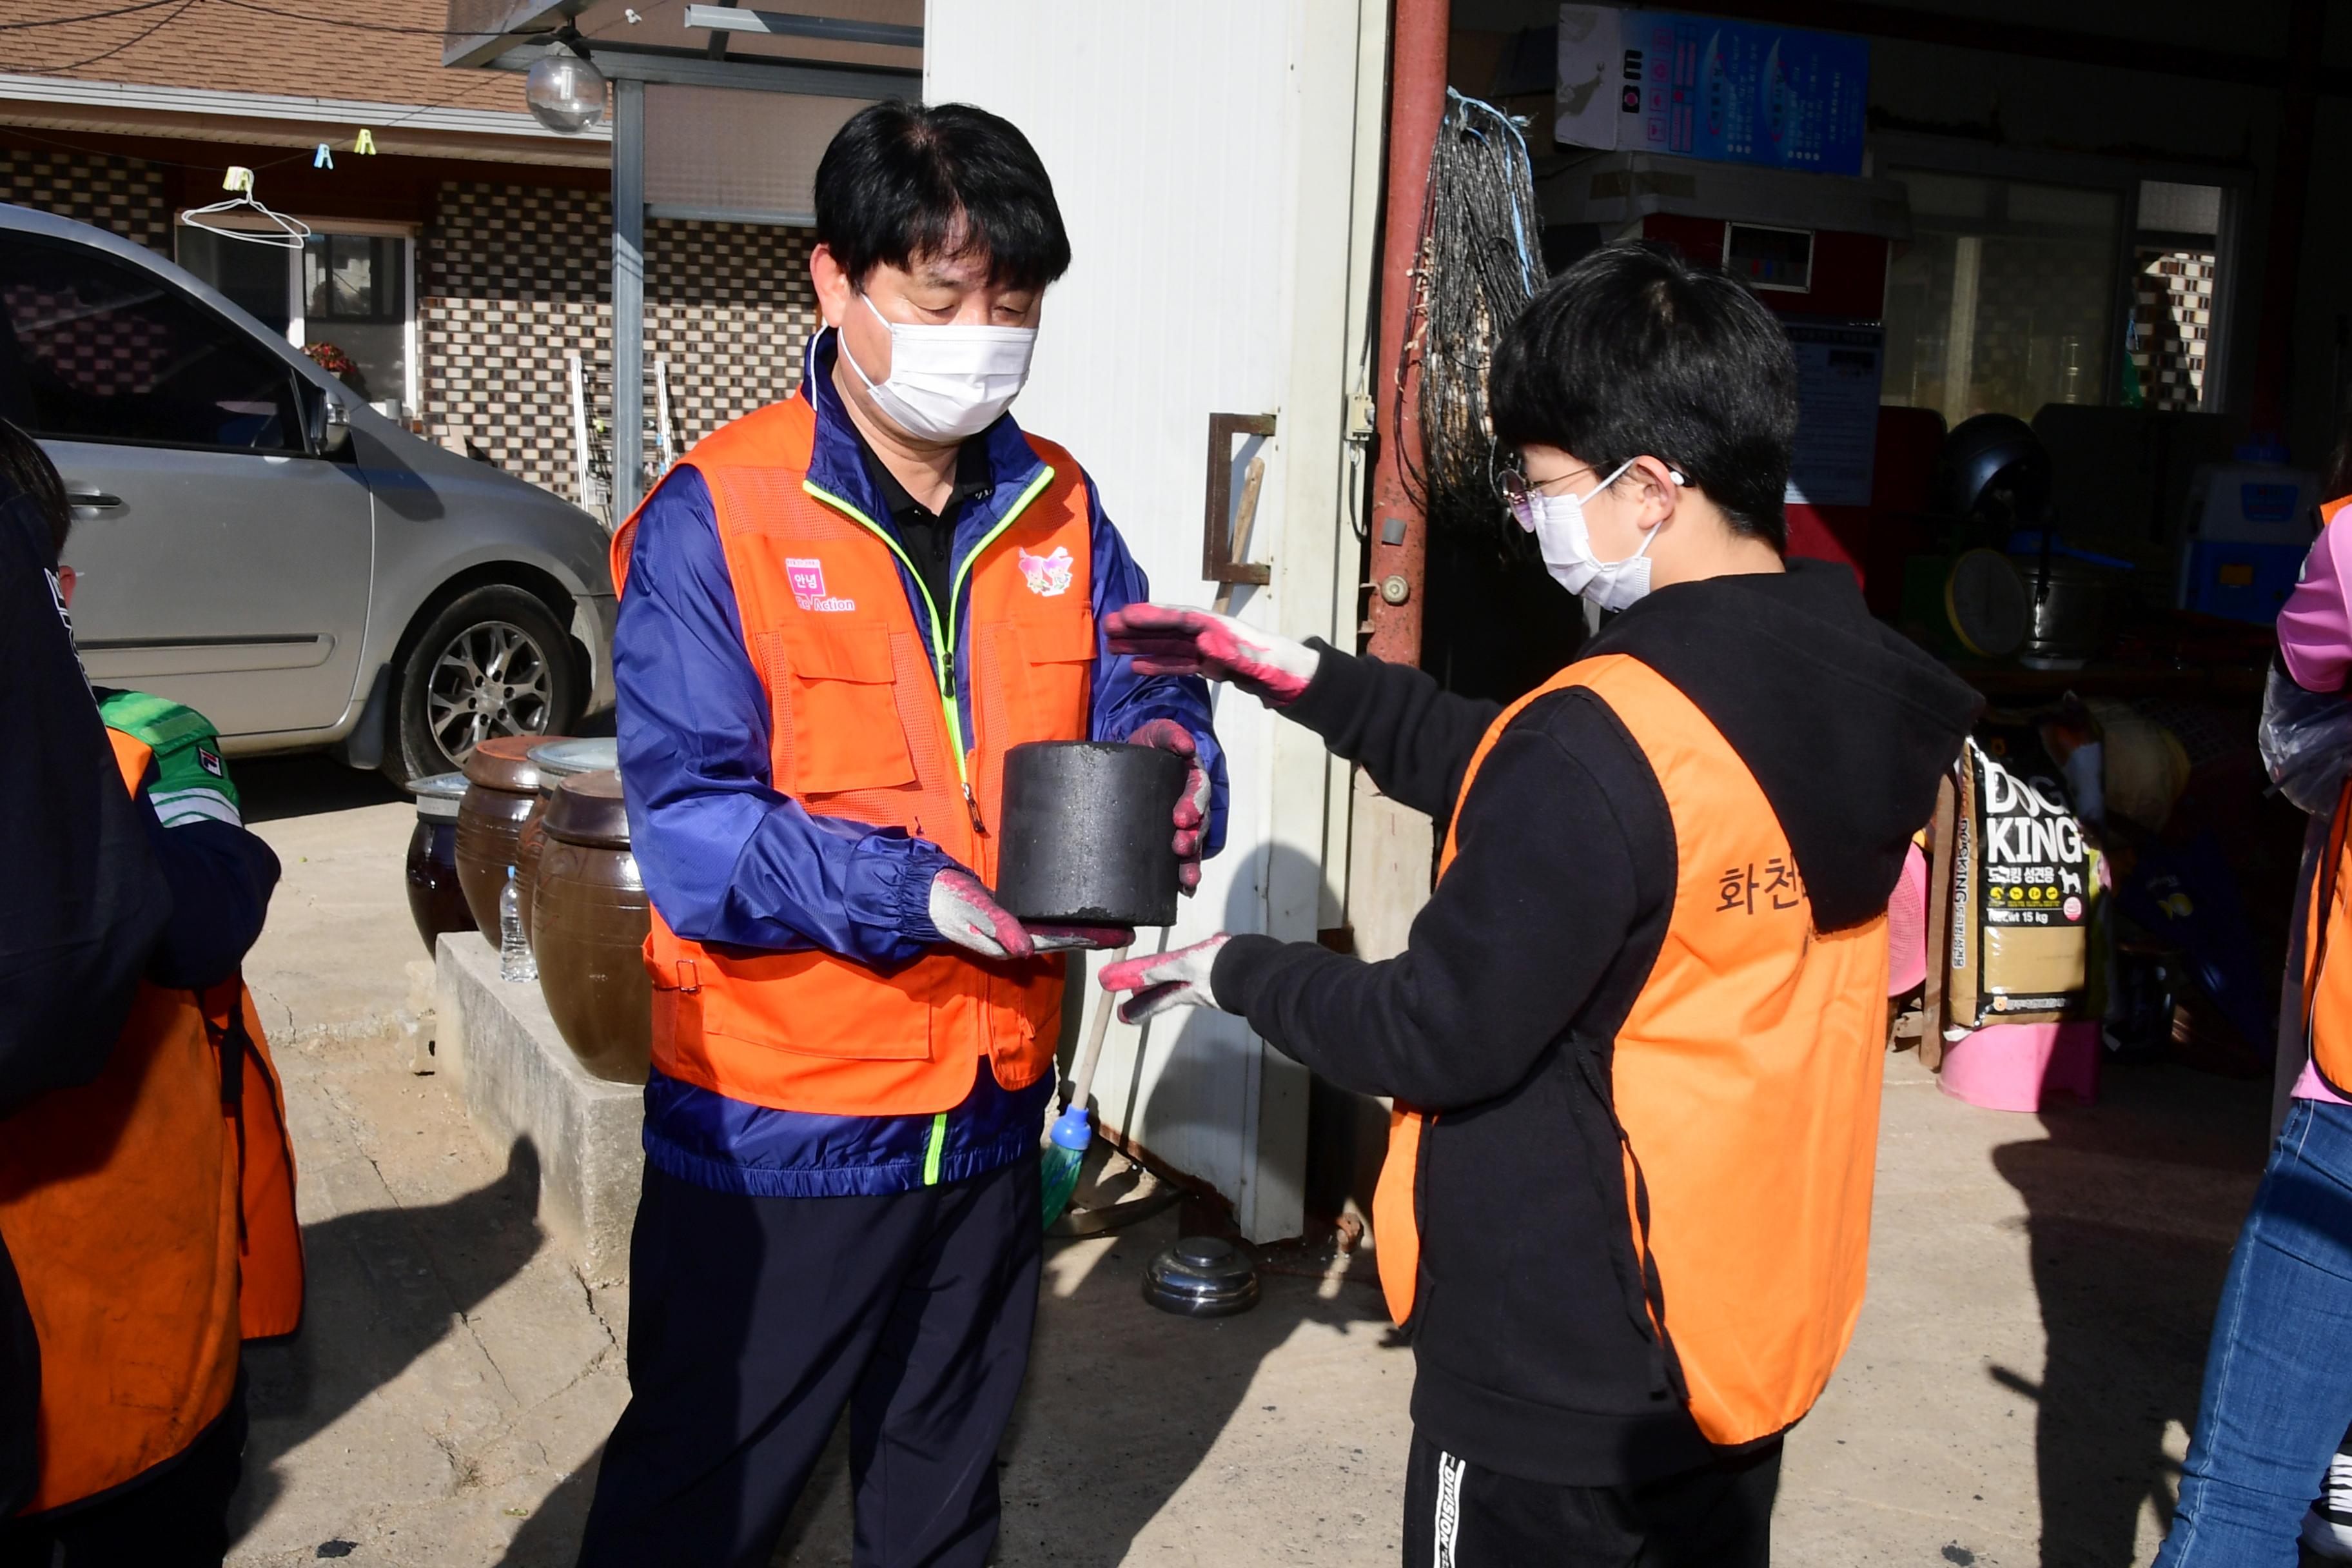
xmin=1400 ymin=90 xmax=1547 ymax=540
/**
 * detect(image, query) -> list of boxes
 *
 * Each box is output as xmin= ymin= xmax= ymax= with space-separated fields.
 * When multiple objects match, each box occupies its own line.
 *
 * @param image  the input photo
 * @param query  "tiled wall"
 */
xmin=2132 ymin=249 xmax=2217 ymax=413
xmin=0 ymin=146 xmax=171 ymax=254
xmin=422 ymin=180 xmax=819 ymax=504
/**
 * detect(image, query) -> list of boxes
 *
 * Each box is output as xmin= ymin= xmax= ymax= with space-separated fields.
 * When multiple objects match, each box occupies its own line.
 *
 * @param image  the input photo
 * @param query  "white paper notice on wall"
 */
xmin=1783 ymin=320 xmax=1885 ymax=508
xmin=1556 ymin=5 xmax=1625 ymax=152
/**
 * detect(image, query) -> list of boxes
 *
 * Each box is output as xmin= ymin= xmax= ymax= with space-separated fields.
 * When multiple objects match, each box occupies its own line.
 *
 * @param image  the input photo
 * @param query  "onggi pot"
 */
xmin=406 ymin=770 xmax=475 ymax=954
xmin=532 ymin=769 xmax=652 ymax=1084
xmin=515 ymin=738 xmax=618 ymax=946
xmin=454 ymin=735 xmax=571 ymax=937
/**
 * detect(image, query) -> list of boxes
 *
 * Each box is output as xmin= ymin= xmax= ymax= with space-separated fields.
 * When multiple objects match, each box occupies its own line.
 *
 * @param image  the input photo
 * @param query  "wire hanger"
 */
xmin=182 ymin=166 xmax=311 ymax=250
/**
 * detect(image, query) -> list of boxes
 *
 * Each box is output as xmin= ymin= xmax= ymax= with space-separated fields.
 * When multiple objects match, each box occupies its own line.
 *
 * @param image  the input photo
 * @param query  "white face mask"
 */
xmin=1509 ymin=458 xmax=1680 ymax=612
xmin=840 ymin=291 xmax=1037 ymax=444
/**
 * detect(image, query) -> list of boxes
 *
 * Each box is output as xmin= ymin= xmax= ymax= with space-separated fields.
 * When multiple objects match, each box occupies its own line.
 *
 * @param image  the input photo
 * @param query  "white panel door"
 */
xmin=926 ymin=1 xmax=1378 ymax=1240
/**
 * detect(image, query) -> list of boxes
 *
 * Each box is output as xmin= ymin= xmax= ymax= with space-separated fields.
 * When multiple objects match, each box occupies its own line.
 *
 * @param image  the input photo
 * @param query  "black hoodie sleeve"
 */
xmin=0 ymin=493 xmax=169 ymax=1117
xmin=140 ymin=807 xmax=280 ymax=990
xmin=1283 ymin=640 xmax=1504 ymax=821
xmin=1212 ymin=691 xmax=1670 ymax=1107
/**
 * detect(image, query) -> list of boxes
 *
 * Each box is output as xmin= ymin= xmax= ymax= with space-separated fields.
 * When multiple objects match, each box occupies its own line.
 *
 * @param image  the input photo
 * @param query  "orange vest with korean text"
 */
xmin=0 ymin=729 xmax=302 ymax=1516
xmin=611 ymin=397 xmax=1096 ymax=1115
xmin=1371 ymin=654 xmax=1891 ymax=1448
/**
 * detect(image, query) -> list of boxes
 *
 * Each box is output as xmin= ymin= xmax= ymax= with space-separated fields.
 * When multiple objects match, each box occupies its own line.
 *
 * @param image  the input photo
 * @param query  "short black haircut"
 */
xmin=0 ymin=416 xmax=68 ymax=561
xmin=1489 ymin=242 xmax=1798 ymax=551
xmin=814 ymin=101 xmax=1072 ymax=293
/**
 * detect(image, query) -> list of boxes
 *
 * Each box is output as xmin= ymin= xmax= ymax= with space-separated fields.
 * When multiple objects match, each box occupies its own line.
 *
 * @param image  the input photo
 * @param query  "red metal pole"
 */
xmin=1364 ymin=0 xmax=1450 ymax=665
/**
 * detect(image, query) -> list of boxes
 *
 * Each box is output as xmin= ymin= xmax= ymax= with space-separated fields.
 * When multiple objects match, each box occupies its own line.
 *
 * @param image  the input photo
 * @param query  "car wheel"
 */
xmin=385 ymin=585 xmax=580 ymax=787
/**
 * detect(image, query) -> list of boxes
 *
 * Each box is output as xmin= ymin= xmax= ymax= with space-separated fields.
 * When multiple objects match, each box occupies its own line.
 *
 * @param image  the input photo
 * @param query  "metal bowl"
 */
xmin=1142 ymin=1235 xmax=1260 ymax=1318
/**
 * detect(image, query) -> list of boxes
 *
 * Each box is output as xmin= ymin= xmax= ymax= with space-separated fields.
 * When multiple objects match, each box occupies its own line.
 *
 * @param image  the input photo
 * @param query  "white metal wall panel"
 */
xmin=926 ymin=1 xmax=1375 ymax=1238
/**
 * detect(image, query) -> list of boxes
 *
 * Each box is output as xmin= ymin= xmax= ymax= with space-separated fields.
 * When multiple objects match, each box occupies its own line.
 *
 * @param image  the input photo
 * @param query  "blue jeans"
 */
xmin=2156 ymin=1098 xmax=2352 ymax=1567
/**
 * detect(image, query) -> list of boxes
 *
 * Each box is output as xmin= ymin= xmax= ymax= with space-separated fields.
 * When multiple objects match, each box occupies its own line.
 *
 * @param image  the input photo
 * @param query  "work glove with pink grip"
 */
xmin=1099 ymin=934 xmax=1230 ymax=1024
xmin=1125 ymin=718 xmax=1211 ymax=894
xmin=928 ymin=868 xmax=1131 ymax=959
xmin=928 ymin=868 xmax=1035 ymax=960
xmin=1102 ymin=605 xmax=1320 ymax=709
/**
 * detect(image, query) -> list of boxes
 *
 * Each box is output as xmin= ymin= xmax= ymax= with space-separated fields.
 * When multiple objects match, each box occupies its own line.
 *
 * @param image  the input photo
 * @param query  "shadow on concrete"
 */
xmin=498 ymin=839 xmax=1395 ymax=1566
xmin=1990 ymin=1061 xmax=2271 ymax=1567
xmin=231 ymin=1139 xmax=547 ymax=1543
xmin=235 ymin=754 xmax=405 ymax=825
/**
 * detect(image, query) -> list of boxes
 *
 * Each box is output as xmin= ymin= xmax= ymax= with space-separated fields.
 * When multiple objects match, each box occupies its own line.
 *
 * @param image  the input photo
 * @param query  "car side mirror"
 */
xmin=305 ymin=384 xmax=353 ymax=457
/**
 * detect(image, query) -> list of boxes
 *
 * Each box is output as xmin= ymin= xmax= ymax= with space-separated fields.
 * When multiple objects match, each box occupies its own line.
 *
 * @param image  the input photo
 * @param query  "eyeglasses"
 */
xmin=1497 ymin=464 xmax=1596 ymax=531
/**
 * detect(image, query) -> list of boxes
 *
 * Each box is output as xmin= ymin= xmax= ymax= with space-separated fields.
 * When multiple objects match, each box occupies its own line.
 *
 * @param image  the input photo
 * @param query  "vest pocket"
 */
xmin=774 ymin=622 xmax=917 ymax=796
xmin=1015 ymin=611 xmax=1096 ymax=737
xmin=697 ymin=948 xmax=937 ymax=1061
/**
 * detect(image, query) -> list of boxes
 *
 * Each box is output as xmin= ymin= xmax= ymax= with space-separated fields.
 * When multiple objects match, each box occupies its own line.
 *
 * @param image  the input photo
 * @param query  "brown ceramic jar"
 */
xmin=516 ymin=738 xmax=618 ymax=946
xmin=532 ymin=769 xmax=651 ymax=1084
xmin=453 ymin=735 xmax=570 ymax=937
xmin=406 ymin=770 xmax=476 ymax=954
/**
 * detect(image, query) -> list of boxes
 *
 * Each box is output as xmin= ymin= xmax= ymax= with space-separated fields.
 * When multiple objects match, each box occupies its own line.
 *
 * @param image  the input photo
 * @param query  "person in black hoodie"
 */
xmin=1101 ymin=243 xmax=1981 ymax=1567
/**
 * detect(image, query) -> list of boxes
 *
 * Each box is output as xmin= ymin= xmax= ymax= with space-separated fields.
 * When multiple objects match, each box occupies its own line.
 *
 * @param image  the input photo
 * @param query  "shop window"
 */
xmin=1881 ymin=170 xmax=2122 ymax=426
xmin=0 ymin=233 xmax=302 ymax=452
xmin=176 ymin=221 xmax=415 ymax=420
xmin=2128 ymin=181 xmax=2224 ymax=413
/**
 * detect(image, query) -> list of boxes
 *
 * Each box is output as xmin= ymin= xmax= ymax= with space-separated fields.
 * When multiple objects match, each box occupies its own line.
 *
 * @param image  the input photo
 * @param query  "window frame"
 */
xmin=1 ymin=229 xmax=318 ymax=459
xmin=173 ymin=213 xmax=420 ymax=423
xmin=1868 ymin=131 xmax=2249 ymax=416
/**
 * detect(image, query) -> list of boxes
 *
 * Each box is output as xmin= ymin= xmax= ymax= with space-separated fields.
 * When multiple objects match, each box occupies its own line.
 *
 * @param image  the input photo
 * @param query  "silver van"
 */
xmin=0 ymin=204 xmax=614 ymax=785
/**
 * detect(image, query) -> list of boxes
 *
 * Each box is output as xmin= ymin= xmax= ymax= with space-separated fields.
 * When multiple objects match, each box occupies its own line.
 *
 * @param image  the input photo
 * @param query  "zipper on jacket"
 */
xmin=801 ymin=467 xmax=1057 ymax=834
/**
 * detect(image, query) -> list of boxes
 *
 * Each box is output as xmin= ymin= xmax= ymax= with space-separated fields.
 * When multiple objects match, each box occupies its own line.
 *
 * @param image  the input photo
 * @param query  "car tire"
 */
xmin=384 ymin=585 xmax=581 ymax=787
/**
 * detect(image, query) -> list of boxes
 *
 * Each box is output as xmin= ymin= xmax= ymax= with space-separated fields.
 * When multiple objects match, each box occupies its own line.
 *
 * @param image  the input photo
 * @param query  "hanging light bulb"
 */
xmin=525 ymin=46 xmax=608 ymax=135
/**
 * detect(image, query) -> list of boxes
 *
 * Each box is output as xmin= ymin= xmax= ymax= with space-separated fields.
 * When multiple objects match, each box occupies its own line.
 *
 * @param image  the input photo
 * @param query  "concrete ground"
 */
xmin=223 ymin=756 xmax=2275 ymax=1567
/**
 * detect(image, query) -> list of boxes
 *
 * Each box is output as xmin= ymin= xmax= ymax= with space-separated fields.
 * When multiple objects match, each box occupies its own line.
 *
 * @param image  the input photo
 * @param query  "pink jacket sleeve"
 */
xmin=2278 ymin=497 xmax=2352 ymax=693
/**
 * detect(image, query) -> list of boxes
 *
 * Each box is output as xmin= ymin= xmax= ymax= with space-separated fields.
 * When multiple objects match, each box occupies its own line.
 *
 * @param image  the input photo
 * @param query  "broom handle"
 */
xmin=1066 ymin=944 xmax=1128 ymax=1113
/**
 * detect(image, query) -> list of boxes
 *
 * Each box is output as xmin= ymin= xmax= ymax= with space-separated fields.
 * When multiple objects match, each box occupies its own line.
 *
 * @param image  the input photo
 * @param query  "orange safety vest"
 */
xmin=1371 ymin=654 xmax=1891 ymax=1448
xmin=2306 ymin=776 xmax=2352 ymax=1096
xmin=0 ymin=728 xmax=303 ymax=1515
xmin=2299 ymin=495 xmax=2352 ymax=1092
xmin=611 ymin=396 xmax=1097 ymax=1116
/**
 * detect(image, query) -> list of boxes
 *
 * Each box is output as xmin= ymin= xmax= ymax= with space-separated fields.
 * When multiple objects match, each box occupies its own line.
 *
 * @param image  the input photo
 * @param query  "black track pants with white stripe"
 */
xmin=1400 ymin=1429 xmax=1781 ymax=1567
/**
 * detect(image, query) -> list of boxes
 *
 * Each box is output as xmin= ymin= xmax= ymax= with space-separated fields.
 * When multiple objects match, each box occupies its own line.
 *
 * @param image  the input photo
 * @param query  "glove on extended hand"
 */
xmin=1099 ymin=934 xmax=1230 ymax=1024
xmin=1102 ymin=605 xmax=1319 ymax=709
xmin=928 ymin=868 xmax=1034 ymax=960
xmin=929 ymin=868 xmax=1130 ymax=957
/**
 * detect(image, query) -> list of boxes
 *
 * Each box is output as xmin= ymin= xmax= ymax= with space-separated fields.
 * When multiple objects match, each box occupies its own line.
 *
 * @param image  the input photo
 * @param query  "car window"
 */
xmin=0 ymin=233 xmax=304 ymax=454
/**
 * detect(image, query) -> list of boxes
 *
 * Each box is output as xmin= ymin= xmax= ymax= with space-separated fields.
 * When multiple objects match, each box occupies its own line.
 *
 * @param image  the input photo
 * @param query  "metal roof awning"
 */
xmin=444 ymin=0 xmax=920 ymax=98
xmin=440 ymin=2 xmax=921 ymax=520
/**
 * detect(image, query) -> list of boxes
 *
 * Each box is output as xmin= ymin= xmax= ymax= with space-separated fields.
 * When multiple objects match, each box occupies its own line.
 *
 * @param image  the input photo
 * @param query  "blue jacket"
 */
xmin=615 ymin=331 xmax=1225 ymax=1197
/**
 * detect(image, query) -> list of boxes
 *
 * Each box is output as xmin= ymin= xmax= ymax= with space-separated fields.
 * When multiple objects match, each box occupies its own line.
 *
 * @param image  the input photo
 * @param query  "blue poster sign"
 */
xmin=1618 ymin=10 xmax=1868 ymax=177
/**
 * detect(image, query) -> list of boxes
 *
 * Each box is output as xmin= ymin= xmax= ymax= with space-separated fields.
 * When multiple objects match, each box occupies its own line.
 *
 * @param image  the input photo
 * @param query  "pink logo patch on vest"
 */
xmin=785 ymin=556 xmax=855 ymax=612
xmin=1017 ymin=545 xmax=1075 ymax=598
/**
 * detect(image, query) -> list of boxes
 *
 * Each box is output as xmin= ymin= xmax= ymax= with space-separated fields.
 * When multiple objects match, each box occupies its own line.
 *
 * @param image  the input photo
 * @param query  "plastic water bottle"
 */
xmin=498 ymin=865 xmax=536 ymax=983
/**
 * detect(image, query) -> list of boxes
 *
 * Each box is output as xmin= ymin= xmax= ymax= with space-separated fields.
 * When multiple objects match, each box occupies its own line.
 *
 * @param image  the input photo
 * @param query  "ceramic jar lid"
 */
xmin=528 ymin=737 xmax=618 ymax=780
xmin=463 ymin=733 xmax=573 ymax=794
xmin=411 ymin=770 xmax=468 ymax=823
xmin=542 ymin=769 xmax=631 ymax=849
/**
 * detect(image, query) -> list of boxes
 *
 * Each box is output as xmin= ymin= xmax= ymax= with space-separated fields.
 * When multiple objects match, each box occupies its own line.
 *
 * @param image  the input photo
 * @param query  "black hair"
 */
xmin=0 ymin=417 xmax=68 ymax=562
xmin=1489 ymin=241 xmax=1799 ymax=551
xmin=814 ymin=101 xmax=1072 ymax=293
